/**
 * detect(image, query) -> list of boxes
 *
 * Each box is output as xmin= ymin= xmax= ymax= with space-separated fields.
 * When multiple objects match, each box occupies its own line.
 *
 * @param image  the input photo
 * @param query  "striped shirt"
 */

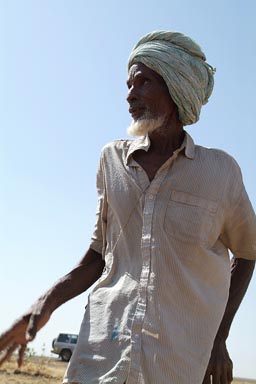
xmin=63 ymin=132 xmax=256 ymax=384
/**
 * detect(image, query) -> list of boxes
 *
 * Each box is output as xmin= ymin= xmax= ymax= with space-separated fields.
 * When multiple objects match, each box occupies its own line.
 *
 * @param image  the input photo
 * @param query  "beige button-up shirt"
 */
xmin=64 ymin=132 xmax=256 ymax=384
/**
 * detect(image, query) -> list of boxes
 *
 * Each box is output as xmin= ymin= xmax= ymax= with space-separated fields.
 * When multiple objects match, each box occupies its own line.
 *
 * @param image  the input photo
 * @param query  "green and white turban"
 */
xmin=128 ymin=31 xmax=216 ymax=125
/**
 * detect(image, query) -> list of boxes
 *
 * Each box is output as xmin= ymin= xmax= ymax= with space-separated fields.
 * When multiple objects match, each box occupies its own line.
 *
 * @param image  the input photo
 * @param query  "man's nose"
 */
xmin=126 ymin=86 xmax=138 ymax=104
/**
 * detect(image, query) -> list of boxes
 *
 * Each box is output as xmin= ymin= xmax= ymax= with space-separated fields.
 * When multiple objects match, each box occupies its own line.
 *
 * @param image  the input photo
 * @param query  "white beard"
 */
xmin=127 ymin=115 xmax=166 ymax=137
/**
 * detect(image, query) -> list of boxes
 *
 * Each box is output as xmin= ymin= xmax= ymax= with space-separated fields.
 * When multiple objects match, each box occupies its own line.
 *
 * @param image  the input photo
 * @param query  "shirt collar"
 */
xmin=183 ymin=131 xmax=195 ymax=159
xmin=126 ymin=131 xmax=195 ymax=166
xmin=126 ymin=135 xmax=151 ymax=166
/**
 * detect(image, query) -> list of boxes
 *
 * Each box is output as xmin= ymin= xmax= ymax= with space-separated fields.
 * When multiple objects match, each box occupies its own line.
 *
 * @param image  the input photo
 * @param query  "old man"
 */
xmin=0 ymin=31 xmax=255 ymax=384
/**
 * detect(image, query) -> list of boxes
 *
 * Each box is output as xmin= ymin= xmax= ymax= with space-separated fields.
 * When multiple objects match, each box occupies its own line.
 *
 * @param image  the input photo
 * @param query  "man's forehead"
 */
xmin=127 ymin=62 xmax=162 ymax=82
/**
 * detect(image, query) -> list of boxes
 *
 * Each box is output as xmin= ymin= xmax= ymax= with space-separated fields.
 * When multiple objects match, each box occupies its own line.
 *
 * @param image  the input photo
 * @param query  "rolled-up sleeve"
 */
xmin=221 ymin=160 xmax=256 ymax=260
xmin=89 ymin=151 xmax=108 ymax=257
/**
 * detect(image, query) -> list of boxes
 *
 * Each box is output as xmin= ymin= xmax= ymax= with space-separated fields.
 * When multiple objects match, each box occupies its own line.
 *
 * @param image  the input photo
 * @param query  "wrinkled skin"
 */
xmin=203 ymin=339 xmax=233 ymax=384
xmin=202 ymin=258 xmax=255 ymax=384
xmin=127 ymin=63 xmax=184 ymax=181
xmin=0 ymin=64 xmax=255 ymax=384
xmin=0 ymin=301 xmax=51 ymax=367
xmin=0 ymin=248 xmax=104 ymax=367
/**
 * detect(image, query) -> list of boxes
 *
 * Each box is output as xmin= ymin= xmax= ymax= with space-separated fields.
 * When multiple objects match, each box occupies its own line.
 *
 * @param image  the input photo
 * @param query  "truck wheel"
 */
xmin=60 ymin=349 xmax=72 ymax=362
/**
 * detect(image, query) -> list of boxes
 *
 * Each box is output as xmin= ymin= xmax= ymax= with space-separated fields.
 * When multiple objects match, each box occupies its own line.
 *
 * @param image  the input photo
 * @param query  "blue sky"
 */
xmin=1 ymin=0 xmax=255 ymax=379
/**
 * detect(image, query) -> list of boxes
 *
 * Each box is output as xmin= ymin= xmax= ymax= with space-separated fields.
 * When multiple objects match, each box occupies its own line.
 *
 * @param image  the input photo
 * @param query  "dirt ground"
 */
xmin=0 ymin=356 xmax=255 ymax=384
xmin=0 ymin=356 xmax=67 ymax=384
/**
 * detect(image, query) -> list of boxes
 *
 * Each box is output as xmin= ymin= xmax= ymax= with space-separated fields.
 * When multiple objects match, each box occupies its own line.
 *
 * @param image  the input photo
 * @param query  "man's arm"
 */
xmin=203 ymin=257 xmax=255 ymax=384
xmin=0 ymin=248 xmax=105 ymax=367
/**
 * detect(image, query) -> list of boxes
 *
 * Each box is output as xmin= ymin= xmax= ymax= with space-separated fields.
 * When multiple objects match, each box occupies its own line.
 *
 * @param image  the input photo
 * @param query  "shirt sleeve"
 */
xmin=89 ymin=151 xmax=108 ymax=258
xmin=220 ymin=159 xmax=256 ymax=260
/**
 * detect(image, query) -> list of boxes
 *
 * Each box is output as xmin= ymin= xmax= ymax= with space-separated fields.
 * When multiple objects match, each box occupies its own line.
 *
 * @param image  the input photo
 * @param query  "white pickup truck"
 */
xmin=51 ymin=333 xmax=78 ymax=362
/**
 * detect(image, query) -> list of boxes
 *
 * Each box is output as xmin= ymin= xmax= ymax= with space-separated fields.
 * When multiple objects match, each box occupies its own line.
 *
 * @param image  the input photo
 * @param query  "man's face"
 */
xmin=126 ymin=62 xmax=176 ymax=122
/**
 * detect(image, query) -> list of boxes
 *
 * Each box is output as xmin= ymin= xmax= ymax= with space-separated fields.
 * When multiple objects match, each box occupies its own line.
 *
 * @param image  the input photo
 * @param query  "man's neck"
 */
xmin=133 ymin=123 xmax=185 ymax=182
xmin=148 ymin=121 xmax=185 ymax=157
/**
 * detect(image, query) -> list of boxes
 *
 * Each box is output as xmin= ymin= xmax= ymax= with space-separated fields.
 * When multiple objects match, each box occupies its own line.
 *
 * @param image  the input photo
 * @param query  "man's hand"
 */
xmin=0 ymin=303 xmax=51 ymax=367
xmin=202 ymin=339 xmax=233 ymax=384
xmin=202 ymin=257 xmax=254 ymax=384
xmin=0 ymin=248 xmax=104 ymax=368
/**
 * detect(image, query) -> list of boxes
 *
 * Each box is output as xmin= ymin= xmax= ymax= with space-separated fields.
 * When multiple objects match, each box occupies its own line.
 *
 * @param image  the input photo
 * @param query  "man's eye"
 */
xmin=141 ymin=78 xmax=149 ymax=85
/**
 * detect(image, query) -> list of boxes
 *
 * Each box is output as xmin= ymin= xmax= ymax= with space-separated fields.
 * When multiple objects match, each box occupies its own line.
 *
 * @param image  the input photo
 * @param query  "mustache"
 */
xmin=129 ymin=101 xmax=145 ymax=108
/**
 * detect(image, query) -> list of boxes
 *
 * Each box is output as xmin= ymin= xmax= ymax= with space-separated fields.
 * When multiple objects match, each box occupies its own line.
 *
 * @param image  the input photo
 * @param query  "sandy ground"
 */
xmin=0 ymin=356 xmax=255 ymax=383
xmin=0 ymin=356 xmax=67 ymax=384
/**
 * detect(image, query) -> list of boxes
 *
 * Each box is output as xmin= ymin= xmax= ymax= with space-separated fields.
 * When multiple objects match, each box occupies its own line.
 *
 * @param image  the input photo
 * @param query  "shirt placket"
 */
xmin=127 ymin=164 xmax=171 ymax=384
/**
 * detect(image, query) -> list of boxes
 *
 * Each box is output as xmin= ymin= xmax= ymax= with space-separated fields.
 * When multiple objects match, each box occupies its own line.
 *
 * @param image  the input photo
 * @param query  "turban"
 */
xmin=128 ymin=31 xmax=215 ymax=125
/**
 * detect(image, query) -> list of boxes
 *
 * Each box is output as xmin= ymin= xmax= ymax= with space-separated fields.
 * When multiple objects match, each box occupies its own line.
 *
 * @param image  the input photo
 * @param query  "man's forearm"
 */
xmin=36 ymin=248 xmax=105 ymax=315
xmin=0 ymin=249 xmax=105 ymax=367
xmin=203 ymin=258 xmax=255 ymax=384
xmin=215 ymin=257 xmax=255 ymax=341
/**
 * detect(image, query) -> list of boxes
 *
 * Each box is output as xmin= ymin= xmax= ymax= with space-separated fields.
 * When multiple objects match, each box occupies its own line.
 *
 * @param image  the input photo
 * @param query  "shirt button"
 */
xmin=148 ymin=194 xmax=154 ymax=199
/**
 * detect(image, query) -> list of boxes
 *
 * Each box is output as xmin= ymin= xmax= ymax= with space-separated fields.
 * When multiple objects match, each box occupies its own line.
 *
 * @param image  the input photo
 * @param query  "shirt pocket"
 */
xmin=164 ymin=190 xmax=218 ymax=244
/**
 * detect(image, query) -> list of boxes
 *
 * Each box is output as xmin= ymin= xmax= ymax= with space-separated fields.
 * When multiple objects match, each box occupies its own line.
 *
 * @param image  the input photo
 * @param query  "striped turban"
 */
xmin=128 ymin=31 xmax=215 ymax=125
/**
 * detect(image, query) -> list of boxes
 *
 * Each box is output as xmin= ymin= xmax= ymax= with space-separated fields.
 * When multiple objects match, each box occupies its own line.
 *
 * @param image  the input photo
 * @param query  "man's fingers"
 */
xmin=0 ymin=332 xmax=13 ymax=351
xmin=0 ymin=326 xmax=20 ymax=351
xmin=212 ymin=370 xmax=221 ymax=384
xmin=18 ymin=344 xmax=27 ymax=367
xmin=202 ymin=370 xmax=211 ymax=384
xmin=219 ymin=360 xmax=233 ymax=384
xmin=224 ymin=364 xmax=233 ymax=384
xmin=204 ymin=365 xmax=233 ymax=384
xmin=0 ymin=323 xmax=21 ymax=347
xmin=227 ymin=359 xmax=233 ymax=383
xmin=0 ymin=343 xmax=18 ymax=366
xmin=0 ymin=318 xmax=29 ymax=349
xmin=227 ymin=367 xmax=233 ymax=384
xmin=210 ymin=363 xmax=232 ymax=384
xmin=26 ymin=314 xmax=38 ymax=341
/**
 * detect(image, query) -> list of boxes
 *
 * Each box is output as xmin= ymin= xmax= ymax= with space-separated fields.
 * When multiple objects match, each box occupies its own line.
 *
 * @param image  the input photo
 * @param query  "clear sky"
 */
xmin=1 ymin=0 xmax=255 ymax=379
